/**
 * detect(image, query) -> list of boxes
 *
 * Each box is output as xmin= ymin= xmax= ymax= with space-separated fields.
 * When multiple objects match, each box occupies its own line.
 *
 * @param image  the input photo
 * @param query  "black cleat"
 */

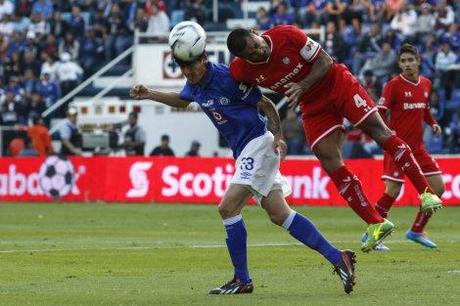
xmin=209 ymin=277 xmax=254 ymax=295
xmin=333 ymin=250 xmax=357 ymax=294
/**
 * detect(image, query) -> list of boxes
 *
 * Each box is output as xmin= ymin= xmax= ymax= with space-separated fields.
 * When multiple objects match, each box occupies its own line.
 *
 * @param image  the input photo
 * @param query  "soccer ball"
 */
xmin=169 ymin=21 xmax=206 ymax=62
xmin=38 ymin=156 xmax=75 ymax=198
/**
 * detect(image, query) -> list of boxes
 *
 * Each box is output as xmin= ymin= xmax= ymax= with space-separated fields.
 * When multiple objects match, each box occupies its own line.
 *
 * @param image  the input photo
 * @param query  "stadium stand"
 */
xmin=0 ymin=0 xmax=459 ymax=156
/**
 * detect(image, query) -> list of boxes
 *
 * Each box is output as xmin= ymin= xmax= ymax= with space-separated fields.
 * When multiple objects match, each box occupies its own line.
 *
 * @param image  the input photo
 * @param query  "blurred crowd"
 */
xmin=0 ymin=0 xmax=459 ymax=156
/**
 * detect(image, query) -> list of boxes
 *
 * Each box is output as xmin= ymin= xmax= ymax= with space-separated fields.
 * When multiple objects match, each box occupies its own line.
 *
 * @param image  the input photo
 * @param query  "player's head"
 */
xmin=398 ymin=43 xmax=420 ymax=77
xmin=173 ymin=53 xmax=208 ymax=85
xmin=227 ymin=28 xmax=271 ymax=62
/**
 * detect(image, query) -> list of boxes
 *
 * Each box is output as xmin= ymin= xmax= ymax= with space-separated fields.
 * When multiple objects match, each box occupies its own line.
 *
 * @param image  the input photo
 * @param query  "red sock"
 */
xmin=376 ymin=193 xmax=396 ymax=218
xmin=329 ymin=166 xmax=384 ymax=224
xmin=382 ymin=136 xmax=432 ymax=194
xmin=411 ymin=211 xmax=432 ymax=233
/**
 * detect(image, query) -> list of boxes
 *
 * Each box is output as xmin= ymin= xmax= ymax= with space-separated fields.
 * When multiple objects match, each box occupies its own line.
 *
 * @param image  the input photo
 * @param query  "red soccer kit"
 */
xmin=378 ymin=74 xmax=441 ymax=182
xmin=230 ymin=25 xmax=377 ymax=149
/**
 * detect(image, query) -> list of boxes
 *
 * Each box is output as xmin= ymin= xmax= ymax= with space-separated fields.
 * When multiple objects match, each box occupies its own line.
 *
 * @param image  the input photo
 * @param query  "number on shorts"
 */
xmin=240 ymin=157 xmax=255 ymax=170
xmin=353 ymin=94 xmax=368 ymax=108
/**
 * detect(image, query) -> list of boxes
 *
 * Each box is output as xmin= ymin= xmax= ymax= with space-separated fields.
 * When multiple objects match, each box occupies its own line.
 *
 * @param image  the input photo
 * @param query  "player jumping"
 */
xmin=226 ymin=26 xmax=443 ymax=252
xmin=130 ymin=22 xmax=356 ymax=294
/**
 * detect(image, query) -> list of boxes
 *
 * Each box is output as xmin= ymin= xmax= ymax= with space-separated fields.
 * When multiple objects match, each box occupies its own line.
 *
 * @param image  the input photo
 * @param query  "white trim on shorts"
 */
xmin=381 ymin=175 xmax=405 ymax=183
xmin=423 ymin=171 xmax=442 ymax=176
xmin=354 ymin=107 xmax=378 ymax=127
xmin=310 ymin=124 xmax=345 ymax=149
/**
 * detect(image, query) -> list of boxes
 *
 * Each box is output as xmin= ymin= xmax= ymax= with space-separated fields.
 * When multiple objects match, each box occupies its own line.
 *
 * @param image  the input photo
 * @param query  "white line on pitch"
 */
xmin=1 ymin=239 xmax=455 ymax=254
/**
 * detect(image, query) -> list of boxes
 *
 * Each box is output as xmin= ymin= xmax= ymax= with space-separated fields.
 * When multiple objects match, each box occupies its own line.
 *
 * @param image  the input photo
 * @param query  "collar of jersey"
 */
xmin=245 ymin=35 xmax=273 ymax=65
xmin=400 ymin=74 xmax=420 ymax=86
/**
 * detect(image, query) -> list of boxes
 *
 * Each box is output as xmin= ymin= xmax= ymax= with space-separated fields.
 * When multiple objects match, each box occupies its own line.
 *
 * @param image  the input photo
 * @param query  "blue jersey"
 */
xmin=179 ymin=63 xmax=266 ymax=158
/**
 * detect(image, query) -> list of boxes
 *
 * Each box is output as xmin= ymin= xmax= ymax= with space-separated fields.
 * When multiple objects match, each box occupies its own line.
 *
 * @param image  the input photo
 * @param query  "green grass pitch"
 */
xmin=0 ymin=203 xmax=458 ymax=305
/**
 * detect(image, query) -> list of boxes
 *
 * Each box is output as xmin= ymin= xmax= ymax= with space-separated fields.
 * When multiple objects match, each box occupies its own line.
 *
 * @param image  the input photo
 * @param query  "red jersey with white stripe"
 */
xmin=230 ymin=25 xmax=331 ymax=102
xmin=379 ymin=74 xmax=435 ymax=148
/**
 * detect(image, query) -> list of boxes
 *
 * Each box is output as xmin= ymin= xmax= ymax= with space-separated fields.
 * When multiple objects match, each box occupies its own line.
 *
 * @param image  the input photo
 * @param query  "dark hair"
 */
xmin=172 ymin=52 xmax=206 ymax=67
xmin=161 ymin=134 xmax=169 ymax=141
xmin=398 ymin=43 xmax=419 ymax=59
xmin=227 ymin=28 xmax=252 ymax=56
xmin=129 ymin=111 xmax=138 ymax=119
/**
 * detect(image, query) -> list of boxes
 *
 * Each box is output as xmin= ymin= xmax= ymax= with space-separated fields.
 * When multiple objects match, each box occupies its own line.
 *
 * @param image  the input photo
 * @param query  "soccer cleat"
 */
xmin=333 ymin=250 xmax=356 ymax=294
xmin=361 ymin=233 xmax=390 ymax=251
xmin=406 ymin=230 xmax=437 ymax=249
xmin=209 ymin=277 xmax=254 ymax=294
xmin=361 ymin=219 xmax=395 ymax=253
xmin=420 ymin=190 xmax=443 ymax=214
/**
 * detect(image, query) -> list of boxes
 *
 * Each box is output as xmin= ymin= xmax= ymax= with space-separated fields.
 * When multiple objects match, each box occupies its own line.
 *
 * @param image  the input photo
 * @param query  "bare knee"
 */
xmin=385 ymin=182 xmax=402 ymax=198
xmin=314 ymin=146 xmax=343 ymax=173
xmin=218 ymin=200 xmax=241 ymax=219
xmin=267 ymin=211 xmax=289 ymax=226
xmin=432 ymin=182 xmax=445 ymax=197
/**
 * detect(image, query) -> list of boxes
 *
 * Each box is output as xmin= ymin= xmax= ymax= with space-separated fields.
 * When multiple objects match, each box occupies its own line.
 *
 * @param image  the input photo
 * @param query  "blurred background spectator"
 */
xmin=0 ymin=0 xmax=458 ymax=156
xmin=150 ymin=134 xmax=174 ymax=156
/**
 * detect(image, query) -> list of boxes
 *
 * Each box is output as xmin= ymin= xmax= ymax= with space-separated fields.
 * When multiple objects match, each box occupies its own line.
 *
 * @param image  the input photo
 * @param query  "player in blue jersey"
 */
xmin=129 ymin=23 xmax=356 ymax=295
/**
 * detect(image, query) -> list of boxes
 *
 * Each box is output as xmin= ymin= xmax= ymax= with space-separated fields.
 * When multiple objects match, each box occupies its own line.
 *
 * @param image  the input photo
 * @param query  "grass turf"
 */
xmin=0 ymin=203 xmax=459 ymax=305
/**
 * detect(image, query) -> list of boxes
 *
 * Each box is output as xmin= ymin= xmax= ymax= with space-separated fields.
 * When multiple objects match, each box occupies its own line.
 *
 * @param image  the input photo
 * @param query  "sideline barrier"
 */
xmin=1 ymin=156 xmax=459 ymax=205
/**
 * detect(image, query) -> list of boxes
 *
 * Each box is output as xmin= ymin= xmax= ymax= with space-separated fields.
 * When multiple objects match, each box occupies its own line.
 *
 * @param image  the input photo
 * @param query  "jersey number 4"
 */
xmin=353 ymin=94 xmax=371 ymax=112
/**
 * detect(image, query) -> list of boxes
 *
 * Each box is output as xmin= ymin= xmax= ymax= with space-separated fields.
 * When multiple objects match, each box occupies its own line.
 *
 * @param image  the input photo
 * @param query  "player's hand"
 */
xmin=284 ymin=82 xmax=304 ymax=108
xmin=273 ymin=135 xmax=287 ymax=160
xmin=130 ymin=84 xmax=150 ymax=100
xmin=432 ymin=124 xmax=442 ymax=137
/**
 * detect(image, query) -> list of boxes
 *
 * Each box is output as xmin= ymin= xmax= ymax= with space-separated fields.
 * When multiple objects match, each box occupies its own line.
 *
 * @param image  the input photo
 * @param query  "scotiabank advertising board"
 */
xmin=1 ymin=156 xmax=460 ymax=206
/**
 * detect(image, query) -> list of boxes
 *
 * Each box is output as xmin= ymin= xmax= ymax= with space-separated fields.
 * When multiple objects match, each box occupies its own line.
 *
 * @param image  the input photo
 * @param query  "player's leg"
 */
xmin=313 ymin=129 xmax=384 ymax=224
xmin=376 ymin=179 xmax=402 ymax=218
xmin=260 ymin=189 xmax=356 ymax=294
xmin=358 ymin=112 xmax=443 ymax=213
xmin=209 ymin=184 xmax=254 ymax=294
xmin=310 ymin=129 xmax=394 ymax=252
xmin=406 ymin=150 xmax=445 ymax=248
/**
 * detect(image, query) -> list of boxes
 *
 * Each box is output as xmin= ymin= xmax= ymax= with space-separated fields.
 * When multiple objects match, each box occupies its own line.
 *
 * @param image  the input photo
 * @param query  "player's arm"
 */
xmin=424 ymin=96 xmax=441 ymax=136
xmin=284 ymin=50 xmax=333 ymax=108
xmin=129 ymin=84 xmax=191 ymax=108
xmin=257 ymin=95 xmax=287 ymax=159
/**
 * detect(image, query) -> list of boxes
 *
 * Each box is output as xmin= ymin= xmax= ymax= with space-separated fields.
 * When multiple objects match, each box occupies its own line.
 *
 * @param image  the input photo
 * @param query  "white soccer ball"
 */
xmin=38 ymin=156 xmax=75 ymax=198
xmin=169 ymin=21 xmax=206 ymax=62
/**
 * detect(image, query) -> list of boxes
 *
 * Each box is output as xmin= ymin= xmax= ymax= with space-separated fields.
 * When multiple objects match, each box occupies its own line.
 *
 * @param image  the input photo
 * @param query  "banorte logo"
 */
xmin=126 ymin=162 xmax=153 ymax=198
xmin=0 ymin=162 xmax=85 ymax=197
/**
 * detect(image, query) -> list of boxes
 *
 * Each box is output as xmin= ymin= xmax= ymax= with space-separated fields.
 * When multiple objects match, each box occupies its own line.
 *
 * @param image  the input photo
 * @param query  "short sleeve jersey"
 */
xmin=230 ymin=25 xmax=327 ymax=101
xmin=179 ymin=63 xmax=265 ymax=158
xmin=379 ymin=74 xmax=433 ymax=148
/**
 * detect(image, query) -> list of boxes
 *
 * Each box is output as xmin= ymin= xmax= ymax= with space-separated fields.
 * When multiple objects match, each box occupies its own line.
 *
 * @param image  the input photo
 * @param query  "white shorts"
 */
xmin=231 ymin=131 xmax=292 ymax=204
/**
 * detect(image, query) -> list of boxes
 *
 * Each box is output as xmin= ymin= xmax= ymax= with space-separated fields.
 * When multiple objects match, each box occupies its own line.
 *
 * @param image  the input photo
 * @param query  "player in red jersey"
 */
xmin=226 ymin=26 xmax=443 ymax=252
xmin=376 ymin=44 xmax=445 ymax=249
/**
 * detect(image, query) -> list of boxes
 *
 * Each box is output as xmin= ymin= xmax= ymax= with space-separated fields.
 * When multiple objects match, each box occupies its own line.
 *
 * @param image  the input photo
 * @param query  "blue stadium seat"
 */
xmin=170 ymin=9 xmax=185 ymax=27
xmin=427 ymin=137 xmax=444 ymax=154
xmin=446 ymin=89 xmax=460 ymax=109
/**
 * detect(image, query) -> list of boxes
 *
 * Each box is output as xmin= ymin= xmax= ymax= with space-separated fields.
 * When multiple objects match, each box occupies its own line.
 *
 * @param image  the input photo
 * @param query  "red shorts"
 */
xmin=300 ymin=64 xmax=377 ymax=149
xmin=382 ymin=146 xmax=441 ymax=182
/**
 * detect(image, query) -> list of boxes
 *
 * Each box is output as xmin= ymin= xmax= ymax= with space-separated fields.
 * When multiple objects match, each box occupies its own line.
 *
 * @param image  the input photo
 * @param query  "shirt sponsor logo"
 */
xmin=270 ymin=62 xmax=304 ymax=91
xmin=403 ymin=102 xmax=426 ymax=110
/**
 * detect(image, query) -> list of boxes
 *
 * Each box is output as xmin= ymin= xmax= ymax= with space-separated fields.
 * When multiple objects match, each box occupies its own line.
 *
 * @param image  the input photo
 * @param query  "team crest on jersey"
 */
xmin=282 ymin=57 xmax=290 ymax=64
xmin=256 ymin=75 xmax=266 ymax=83
xmin=404 ymin=91 xmax=412 ymax=97
xmin=424 ymin=91 xmax=429 ymax=98
xmin=219 ymin=97 xmax=230 ymax=105
xmin=378 ymin=97 xmax=385 ymax=105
